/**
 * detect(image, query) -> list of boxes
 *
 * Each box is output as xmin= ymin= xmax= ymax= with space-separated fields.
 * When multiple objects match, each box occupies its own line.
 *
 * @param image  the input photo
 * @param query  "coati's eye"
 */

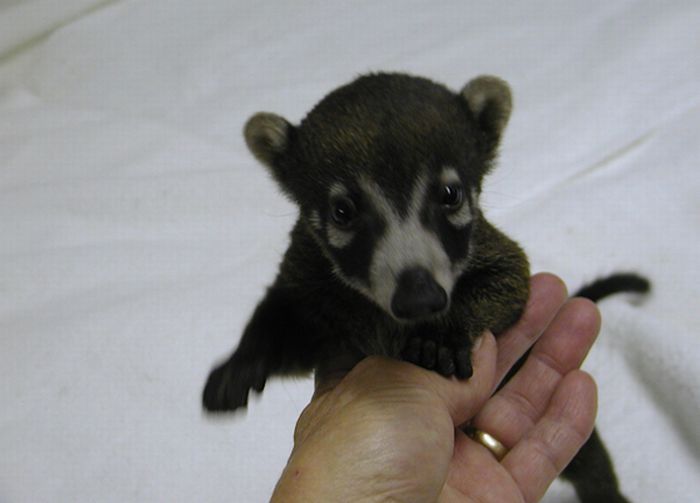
xmin=441 ymin=184 xmax=464 ymax=210
xmin=330 ymin=196 xmax=357 ymax=228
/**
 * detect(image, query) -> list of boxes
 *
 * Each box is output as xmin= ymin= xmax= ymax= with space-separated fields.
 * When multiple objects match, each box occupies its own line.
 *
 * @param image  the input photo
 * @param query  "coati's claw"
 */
xmin=202 ymin=356 xmax=268 ymax=412
xmin=404 ymin=337 xmax=422 ymax=364
xmin=455 ymin=348 xmax=473 ymax=379
xmin=421 ymin=340 xmax=437 ymax=369
xmin=437 ymin=347 xmax=455 ymax=376
xmin=402 ymin=336 xmax=472 ymax=379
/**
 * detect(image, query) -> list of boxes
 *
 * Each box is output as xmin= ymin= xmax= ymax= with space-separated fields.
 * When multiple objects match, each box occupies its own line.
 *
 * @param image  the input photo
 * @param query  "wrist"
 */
xmin=271 ymin=444 xmax=381 ymax=503
xmin=272 ymin=405 xmax=413 ymax=503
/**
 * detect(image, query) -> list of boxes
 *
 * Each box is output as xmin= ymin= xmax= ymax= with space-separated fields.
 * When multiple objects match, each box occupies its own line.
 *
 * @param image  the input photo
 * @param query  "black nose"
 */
xmin=391 ymin=267 xmax=448 ymax=320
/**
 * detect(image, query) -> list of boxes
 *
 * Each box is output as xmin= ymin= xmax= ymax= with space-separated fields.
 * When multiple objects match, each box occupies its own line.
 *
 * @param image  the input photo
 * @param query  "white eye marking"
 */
xmin=450 ymin=189 xmax=480 ymax=276
xmin=330 ymin=182 xmax=348 ymax=199
xmin=308 ymin=210 xmax=322 ymax=231
xmin=440 ymin=166 xmax=461 ymax=186
xmin=326 ymin=225 xmax=355 ymax=249
xmin=447 ymin=202 xmax=472 ymax=228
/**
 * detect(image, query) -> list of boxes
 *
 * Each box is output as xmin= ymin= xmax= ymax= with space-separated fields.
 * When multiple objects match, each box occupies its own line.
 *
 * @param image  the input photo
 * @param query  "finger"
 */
xmin=501 ymin=371 xmax=597 ymax=503
xmin=474 ymin=298 xmax=600 ymax=448
xmin=429 ymin=331 xmax=498 ymax=426
xmin=445 ymin=428 xmax=520 ymax=502
xmin=494 ymin=272 xmax=568 ymax=388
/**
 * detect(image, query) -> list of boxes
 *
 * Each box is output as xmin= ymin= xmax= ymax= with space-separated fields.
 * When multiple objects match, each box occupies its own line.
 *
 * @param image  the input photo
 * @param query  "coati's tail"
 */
xmin=563 ymin=274 xmax=647 ymax=503
xmin=573 ymin=272 xmax=650 ymax=302
xmin=497 ymin=272 xmax=650 ymax=392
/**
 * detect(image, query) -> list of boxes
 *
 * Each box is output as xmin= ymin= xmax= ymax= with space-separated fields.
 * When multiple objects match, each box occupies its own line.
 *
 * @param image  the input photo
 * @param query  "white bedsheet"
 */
xmin=1 ymin=1 xmax=698 ymax=501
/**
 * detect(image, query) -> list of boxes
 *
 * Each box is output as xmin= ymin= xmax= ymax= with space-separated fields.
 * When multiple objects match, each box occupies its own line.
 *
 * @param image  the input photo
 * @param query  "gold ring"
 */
xmin=468 ymin=428 xmax=508 ymax=461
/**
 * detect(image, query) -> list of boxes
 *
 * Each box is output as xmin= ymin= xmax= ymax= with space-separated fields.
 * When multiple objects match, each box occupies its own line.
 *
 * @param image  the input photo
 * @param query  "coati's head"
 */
xmin=244 ymin=73 xmax=512 ymax=322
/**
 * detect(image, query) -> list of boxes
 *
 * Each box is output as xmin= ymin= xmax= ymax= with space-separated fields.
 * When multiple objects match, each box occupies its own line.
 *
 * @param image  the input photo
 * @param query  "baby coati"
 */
xmin=203 ymin=72 xmax=648 ymax=503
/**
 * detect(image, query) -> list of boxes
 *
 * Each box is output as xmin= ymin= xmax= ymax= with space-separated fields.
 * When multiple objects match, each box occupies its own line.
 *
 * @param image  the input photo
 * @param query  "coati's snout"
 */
xmin=391 ymin=267 xmax=448 ymax=319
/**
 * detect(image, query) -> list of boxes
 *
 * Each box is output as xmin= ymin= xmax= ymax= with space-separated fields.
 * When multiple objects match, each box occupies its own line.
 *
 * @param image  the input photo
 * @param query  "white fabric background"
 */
xmin=1 ymin=1 xmax=698 ymax=501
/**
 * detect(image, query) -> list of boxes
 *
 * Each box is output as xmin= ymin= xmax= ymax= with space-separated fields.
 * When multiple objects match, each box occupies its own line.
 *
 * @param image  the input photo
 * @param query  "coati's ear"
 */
xmin=244 ymin=112 xmax=294 ymax=169
xmin=460 ymin=76 xmax=512 ymax=147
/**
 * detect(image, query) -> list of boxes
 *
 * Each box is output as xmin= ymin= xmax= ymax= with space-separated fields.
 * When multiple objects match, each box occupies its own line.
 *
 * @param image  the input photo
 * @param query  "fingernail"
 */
xmin=473 ymin=333 xmax=484 ymax=351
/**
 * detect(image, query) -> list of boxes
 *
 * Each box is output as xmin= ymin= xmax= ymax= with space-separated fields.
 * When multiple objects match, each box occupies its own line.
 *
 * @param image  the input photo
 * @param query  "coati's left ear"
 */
xmin=460 ymin=76 xmax=512 ymax=148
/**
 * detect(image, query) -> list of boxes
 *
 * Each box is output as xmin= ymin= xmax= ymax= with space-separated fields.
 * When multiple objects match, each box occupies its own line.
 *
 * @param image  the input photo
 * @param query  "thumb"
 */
xmin=424 ymin=331 xmax=498 ymax=427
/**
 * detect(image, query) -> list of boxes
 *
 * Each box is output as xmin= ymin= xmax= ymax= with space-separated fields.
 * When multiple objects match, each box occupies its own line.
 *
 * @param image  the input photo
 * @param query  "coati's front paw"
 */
xmin=202 ymin=355 xmax=268 ymax=412
xmin=402 ymin=336 xmax=473 ymax=379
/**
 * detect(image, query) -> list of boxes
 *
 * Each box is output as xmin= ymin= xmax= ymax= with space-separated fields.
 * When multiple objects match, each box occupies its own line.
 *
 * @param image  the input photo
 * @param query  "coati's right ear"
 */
xmin=244 ymin=112 xmax=294 ymax=171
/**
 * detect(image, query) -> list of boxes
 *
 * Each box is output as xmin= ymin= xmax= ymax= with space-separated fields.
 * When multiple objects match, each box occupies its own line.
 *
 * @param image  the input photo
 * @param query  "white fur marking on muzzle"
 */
xmin=360 ymin=174 xmax=456 ymax=317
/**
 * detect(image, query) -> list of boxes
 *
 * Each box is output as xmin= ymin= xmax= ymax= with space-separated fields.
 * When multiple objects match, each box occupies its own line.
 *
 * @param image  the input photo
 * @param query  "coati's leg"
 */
xmin=202 ymin=284 xmax=320 ymax=412
xmin=561 ymin=428 xmax=630 ymax=503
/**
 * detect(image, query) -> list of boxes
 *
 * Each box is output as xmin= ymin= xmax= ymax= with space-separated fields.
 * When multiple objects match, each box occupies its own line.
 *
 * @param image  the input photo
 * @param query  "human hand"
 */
xmin=271 ymin=273 xmax=600 ymax=502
